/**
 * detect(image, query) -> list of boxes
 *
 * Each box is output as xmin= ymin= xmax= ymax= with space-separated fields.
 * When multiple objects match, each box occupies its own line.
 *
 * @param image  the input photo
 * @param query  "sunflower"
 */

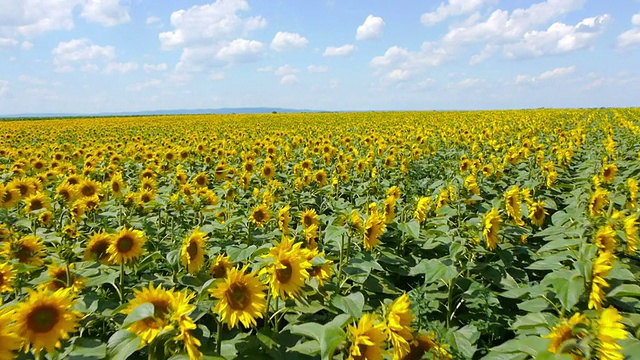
xmin=528 ymin=200 xmax=547 ymax=227
xmin=43 ymin=263 xmax=84 ymax=293
xmin=122 ymin=283 xmax=177 ymax=344
xmin=76 ymin=195 xmax=101 ymax=212
xmin=546 ymin=171 xmax=558 ymax=189
xmin=107 ymin=227 xmax=147 ymax=265
xmin=277 ymin=205 xmax=291 ymax=235
xmin=350 ymin=209 xmax=364 ymax=232
xmin=192 ymin=172 xmax=209 ymax=188
xmin=464 ymin=174 xmax=480 ymax=196
xmin=589 ymin=188 xmax=610 ymax=217
xmin=140 ymin=177 xmax=157 ymax=193
xmin=405 ymin=332 xmax=453 ymax=360
xmin=347 ymin=312 xmax=386 ymax=360
xmin=543 ymin=312 xmax=588 ymax=355
xmin=305 ymin=249 xmax=334 ymax=287
xmin=214 ymin=163 xmax=229 ymax=181
xmin=24 ymin=192 xmax=49 ymax=213
xmin=0 ymin=262 xmax=15 ymax=293
xmin=300 ymin=208 xmax=319 ymax=229
xmin=262 ymin=162 xmax=275 ymax=180
xmin=38 ymin=210 xmax=54 ymax=226
xmin=77 ymin=178 xmax=102 ymax=198
xmin=483 ymin=208 xmax=502 ymax=251
xmin=0 ymin=306 xmax=21 ymax=360
xmin=386 ymin=293 xmax=415 ymax=360
xmin=8 ymin=177 xmax=38 ymax=199
xmin=363 ymin=212 xmax=386 ymax=251
xmin=210 ymin=265 xmax=268 ymax=328
xmin=627 ymin=178 xmax=638 ymax=209
xmin=314 ymin=169 xmax=328 ymax=187
xmin=601 ymin=163 xmax=617 ymax=184
xmin=55 ymin=182 xmax=77 ymax=204
xmin=84 ymin=231 xmax=112 ymax=264
xmin=414 ymin=197 xmax=431 ymax=224
xmin=596 ymin=307 xmax=627 ymax=360
xmin=594 ymin=226 xmax=618 ymax=253
xmin=0 ymin=183 xmax=20 ymax=208
xmin=520 ymin=187 xmax=534 ymax=207
xmin=504 ymin=185 xmax=524 ymax=226
xmin=181 ymin=228 xmax=207 ymax=274
xmin=249 ymin=204 xmax=271 ymax=228
xmin=4 ymin=235 xmax=45 ymax=266
xmin=14 ymin=287 xmax=81 ymax=356
xmin=624 ymin=214 xmax=638 ymax=254
xmin=383 ymin=195 xmax=397 ymax=224
xmin=209 ymin=254 xmax=234 ymax=279
xmin=261 ymin=237 xmax=312 ymax=299
xmin=304 ymin=224 xmax=319 ymax=250
xmin=588 ymin=251 xmax=613 ymax=310
xmin=110 ymin=172 xmax=125 ymax=197
xmin=171 ymin=290 xmax=201 ymax=360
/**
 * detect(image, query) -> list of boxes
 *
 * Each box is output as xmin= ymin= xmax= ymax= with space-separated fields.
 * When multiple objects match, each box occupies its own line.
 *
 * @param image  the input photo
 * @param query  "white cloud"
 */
xmin=143 ymin=63 xmax=168 ymax=72
xmin=0 ymin=80 xmax=9 ymax=97
xmin=617 ymin=13 xmax=640 ymax=49
xmin=280 ymin=74 xmax=298 ymax=85
xmin=270 ymin=32 xmax=308 ymax=51
xmin=421 ymin=0 xmax=493 ymax=26
xmin=52 ymin=38 xmax=115 ymax=72
xmin=0 ymin=38 xmax=19 ymax=49
xmin=209 ymin=71 xmax=225 ymax=80
xmin=18 ymin=75 xmax=46 ymax=85
xmin=515 ymin=65 xmax=576 ymax=84
xmin=104 ymin=61 xmax=138 ymax=74
xmin=146 ymin=16 xmax=161 ymax=25
xmin=159 ymin=0 xmax=266 ymax=50
xmin=323 ymin=44 xmax=356 ymax=57
xmin=469 ymin=44 xmax=497 ymax=64
xmin=126 ymin=79 xmax=162 ymax=92
xmin=216 ymin=38 xmax=264 ymax=63
xmin=356 ymin=15 xmax=385 ymax=41
xmin=456 ymin=78 xmax=482 ymax=88
xmin=21 ymin=41 xmax=33 ymax=50
xmin=503 ymin=15 xmax=609 ymax=58
xmin=81 ymin=63 xmax=100 ymax=72
xmin=81 ymin=0 xmax=130 ymax=26
xmin=257 ymin=66 xmax=273 ymax=72
xmin=274 ymin=64 xmax=298 ymax=76
xmin=370 ymin=43 xmax=449 ymax=85
xmin=383 ymin=69 xmax=411 ymax=83
xmin=0 ymin=0 xmax=81 ymax=38
xmin=307 ymin=65 xmax=328 ymax=73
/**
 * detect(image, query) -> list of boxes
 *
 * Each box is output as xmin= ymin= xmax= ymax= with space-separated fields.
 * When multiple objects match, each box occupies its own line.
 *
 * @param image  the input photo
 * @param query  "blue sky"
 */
xmin=0 ymin=0 xmax=639 ymax=114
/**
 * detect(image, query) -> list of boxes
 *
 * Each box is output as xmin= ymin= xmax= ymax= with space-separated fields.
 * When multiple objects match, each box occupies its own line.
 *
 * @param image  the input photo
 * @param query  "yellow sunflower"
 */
xmin=24 ymin=192 xmax=50 ymax=213
xmin=210 ymin=265 xmax=267 ymax=329
xmin=386 ymin=293 xmax=415 ymax=360
xmin=8 ymin=177 xmax=39 ymax=199
xmin=209 ymin=254 xmax=234 ymax=279
xmin=260 ymin=237 xmax=312 ymax=300
xmin=14 ymin=287 xmax=81 ymax=356
xmin=107 ymin=227 xmax=147 ymax=265
xmin=528 ymin=200 xmax=547 ymax=227
xmin=601 ymin=163 xmax=618 ymax=184
xmin=483 ymin=208 xmax=502 ymax=251
xmin=277 ymin=205 xmax=291 ymax=235
xmin=589 ymin=251 xmax=613 ymax=310
xmin=249 ymin=204 xmax=271 ymax=228
xmin=347 ymin=312 xmax=386 ymax=360
xmin=110 ymin=172 xmax=125 ymax=197
xmin=543 ymin=312 xmax=588 ymax=355
xmin=4 ymin=235 xmax=45 ymax=266
xmin=414 ymin=197 xmax=431 ymax=224
xmin=304 ymin=224 xmax=319 ymax=250
xmin=405 ymin=331 xmax=453 ymax=360
xmin=0 ymin=306 xmax=21 ymax=360
xmin=504 ymin=185 xmax=524 ymax=226
xmin=594 ymin=226 xmax=618 ymax=253
xmin=589 ymin=188 xmax=610 ymax=217
xmin=383 ymin=195 xmax=397 ymax=224
xmin=122 ymin=283 xmax=177 ymax=345
xmin=596 ymin=307 xmax=627 ymax=360
xmin=192 ymin=172 xmax=209 ymax=188
xmin=43 ymin=263 xmax=84 ymax=293
xmin=181 ymin=228 xmax=207 ymax=274
xmin=0 ymin=262 xmax=15 ymax=293
xmin=624 ymin=214 xmax=638 ymax=254
xmin=627 ymin=178 xmax=638 ymax=209
xmin=262 ymin=162 xmax=276 ymax=180
xmin=171 ymin=290 xmax=201 ymax=360
xmin=84 ymin=231 xmax=112 ymax=264
xmin=387 ymin=186 xmax=402 ymax=200
xmin=77 ymin=178 xmax=102 ymax=198
xmin=363 ymin=212 xmax=386 ymax=251
xmin=300 ymin=208 xmax=320 ymax=229
xmin=314 ymin=169 xmax=328 ymax=187
xmin=0 ymin=183 xmax=21 ymax=208
xmin=305 ymin=249 xmax=334 ymax=287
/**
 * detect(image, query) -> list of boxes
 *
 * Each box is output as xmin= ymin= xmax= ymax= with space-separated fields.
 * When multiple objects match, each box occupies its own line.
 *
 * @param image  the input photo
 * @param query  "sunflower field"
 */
xmin=1 ymin=109 xmax=640 ymax=360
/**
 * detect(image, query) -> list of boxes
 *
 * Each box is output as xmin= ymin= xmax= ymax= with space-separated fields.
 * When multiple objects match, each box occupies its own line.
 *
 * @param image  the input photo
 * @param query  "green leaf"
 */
xmin=537 ymin=238 xmax=581 ymax=253
xmin=608 ymin=284 xmax=640 ymax=298
xmin=517 ymin=298 xmax=549 ymax=312
xmin=398 ymin=220 xmax=420 ymax=240
xmin=512 ymin=313 xmax=549 ymax=330
xmin=289 ymin=315 xmax=348 ymax=360
xmin=409 ymin=258 xmax=458 ymax=283
xmin=527 ymin=253 xmax=570 ymax=270
xmin=324 ymin=225 xmax=347 ymax=252
xmin=332 ymin=292 xmax=365 ymax=319
xmin=551 ymin=272 xmax=584 ymax=311
xmin=69 ymin=338 xmax=107 ymax=359
xmin=107 ymin=330 xmax=141 ymax=360
xmin=121 ymin=303 xmax=154 ymax=328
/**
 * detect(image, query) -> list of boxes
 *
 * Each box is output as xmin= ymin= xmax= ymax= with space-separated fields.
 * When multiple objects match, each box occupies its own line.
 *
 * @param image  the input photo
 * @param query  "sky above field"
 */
xmin=1 ymin=0 xmax=639 ymax=114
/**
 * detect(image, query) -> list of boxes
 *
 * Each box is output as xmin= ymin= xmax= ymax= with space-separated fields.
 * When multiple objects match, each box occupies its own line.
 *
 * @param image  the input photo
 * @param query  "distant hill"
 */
xmin=0 ymin=107 xmax=324 ymax=119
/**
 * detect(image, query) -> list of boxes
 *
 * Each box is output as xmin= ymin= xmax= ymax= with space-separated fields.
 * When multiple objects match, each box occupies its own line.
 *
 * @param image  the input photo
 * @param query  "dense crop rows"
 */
xmin=1 ymin=109 xmax=640 ymax=359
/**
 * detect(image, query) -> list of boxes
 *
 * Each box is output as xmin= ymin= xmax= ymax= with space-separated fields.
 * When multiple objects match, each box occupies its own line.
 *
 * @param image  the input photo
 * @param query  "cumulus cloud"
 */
xmin=503 ymin=15 xmax=609 ymax=59
xmin=216 ymin=38 xmax=265 ymax=63
xmin=274 ymin=64 xmax=298 ymax=76
xmin=159 ymin=0 xmax=266 ymax=50
xmin=81 ymin=0 xmax=130 ymax=26
xmin=0 ymin=80 xmax=9 ymax=97
xmin=280 ymin=74 xmax=298 ymax=85
xmin=126 ymin=79 xmax=162 ymax=92
xmin=323 ymin=44 xmax=356 ymax=57
xmin=146 ymin=16 xmax=161 ymax=25
xmin=307 ymin=65 xmax=328 ymax=73
xmin=356 ymin=15 xmax=384 ymax=41
xmin=104 ymin=61 xmax=139 ymax=74
xmin=270 ymin=32 xmax=308 ymax=51
xmin=370 ymin=43 xmax=449 ymax=84
xmin=421 ymin=0 xmax=493 ymax=25
xmin=617 ymin=13 xmax=640 ymax=49
xmin=515 ymin=65 xmax=576 ymax=84
xmin=52 ymin=38 xmax=115 ymax=72
xmin=143 ymin=63 xmax=168 ymax=72
xmin=0 ymin=38 xmax=19 ymax=49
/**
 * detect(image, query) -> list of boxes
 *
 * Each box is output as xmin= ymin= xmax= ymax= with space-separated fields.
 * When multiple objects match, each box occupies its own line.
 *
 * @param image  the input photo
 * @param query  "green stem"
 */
xmin=264 ymin=287 xmax=271 ymax=329
xmin=65 ymin=263 xmax=71 ymax=288
xmin=119 ymin=261 xmax=125 ymax=303
xmin=216 ymin=318 xmax=223 ymax=355
xmin=336 ymin=233 xmax=346 ymax=294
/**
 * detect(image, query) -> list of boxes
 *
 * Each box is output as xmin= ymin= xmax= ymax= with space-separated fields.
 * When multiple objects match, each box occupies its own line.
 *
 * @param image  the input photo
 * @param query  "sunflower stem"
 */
xmin=336 ymin=233 xmax=346 ymax=294
xmin=216 ymin=318 xmax=223 ymax=355
xmin=264 ymin=287 xmax=271 ymax=329
xmin=65 ymin=263 xmax=71 ymax=288
xmin=119 ymin=261 xmax=125 ymax=303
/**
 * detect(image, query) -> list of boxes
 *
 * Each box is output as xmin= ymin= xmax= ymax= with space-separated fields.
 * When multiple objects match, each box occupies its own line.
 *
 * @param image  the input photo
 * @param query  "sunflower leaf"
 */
xmin=121 ymin=302 xmax=154 ymax=328
xmin=107 ymin=329 xmax=142 ymax=360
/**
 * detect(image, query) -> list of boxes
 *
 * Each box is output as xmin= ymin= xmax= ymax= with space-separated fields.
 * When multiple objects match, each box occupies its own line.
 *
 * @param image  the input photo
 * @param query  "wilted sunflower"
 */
xmin=261 ymin=237 xmax=312 ymax=300
xmin=250 ymin=204 xmax=271 ymax=228
xmin=0 ymin=262 xmax=15 ymax=293
xmin=300 ymin=208 xmax=319 ymax=229
xmin=107 ymin=227 xmax=146 ymax=264
xmin=596 ymin=307 xmax=627 ymax=360
xmin=363 ymin=212 xmax=386 ymax=251
xmin=483 ymin=208 xmax=502 ymax=251
xmin=181 ymin=228 xmax=207 ymax=274
xmin=347 ymin=313 xmax=386 ymax=360
xmin=4 ymin=235 xmax=45 ymax=266
xmin=0 ymin=305 xmax=21 ymax=359
xmin=122 ymin=283 xmax=178 ymax=344
xmin=589 ymin=250 xmax=613 ymax=310
xmin=14 ymin=287 xmax=81 ymax=356
xmin=209 ymin=254 xmax=234 ymax=279
xmin=210 ymin=265 xmax=268 ymax=328
xmin=386 ymin=293 xmax=415 ymax=360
